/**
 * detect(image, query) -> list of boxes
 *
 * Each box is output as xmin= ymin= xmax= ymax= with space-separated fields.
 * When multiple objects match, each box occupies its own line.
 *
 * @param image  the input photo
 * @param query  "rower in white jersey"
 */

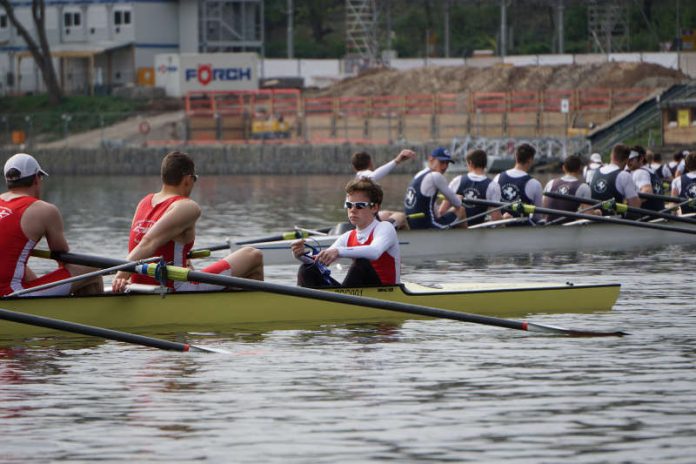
xmin=492 ymin=143 xmax=543 ymax=222
xmin=352 ymin=149 xmax=416 ymax=182
xmin=671 ymin=152 xmax=696 ymax=215
xmin=352 ymin=149 xmax=416 ymax=229
xmin=291 ymin=178 xmax=400 ymax=288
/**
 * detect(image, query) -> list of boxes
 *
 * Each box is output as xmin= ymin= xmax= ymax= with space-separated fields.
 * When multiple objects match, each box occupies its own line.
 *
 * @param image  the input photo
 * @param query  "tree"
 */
xmin=0 ymin=0 xmax=62 ymax=104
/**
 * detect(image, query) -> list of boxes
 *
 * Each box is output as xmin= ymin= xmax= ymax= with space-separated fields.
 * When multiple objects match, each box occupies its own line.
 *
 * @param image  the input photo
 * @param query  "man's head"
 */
xmin=626 ymin=147 xmax=645 ymax=171
xmin=344 ymin=178 xmax=383 ymax=228
xmin=515 ymin=143 xmax=536 ymax=167
xmin=351 ymin=151 xmax=373 ymax=171
xmin=4 ymin=153 xmax=48 ymax=190
xmin=428 ymin=147 xmax=455 ymax=173
xmin=674 ymin=150 xmax=685 ymax=162
xmin=466 ymin=149 xmax=487 ymax=170
xmin=161 ymin=151 xmax=197 ymax=187
xmin=562 ymin=155 xmax=582 ymax=175
xmin=685 ymin=152 xmax=696 ymax=173
xmin=589 ymin=153 xmax=603 ymax=166
xmin=610 ymin=143 xmax=631 ymax=167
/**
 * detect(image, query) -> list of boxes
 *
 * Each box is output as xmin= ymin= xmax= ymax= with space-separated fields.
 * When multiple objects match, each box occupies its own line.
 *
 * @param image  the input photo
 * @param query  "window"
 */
xmin=63 ymin=11 xmax=81 ymax=28
xmin=114 ymin=9 xmax=132 ymax=26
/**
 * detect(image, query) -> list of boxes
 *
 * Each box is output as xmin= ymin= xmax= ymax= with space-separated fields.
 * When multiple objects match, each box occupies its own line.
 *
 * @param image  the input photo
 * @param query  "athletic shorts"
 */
xmin=13 ymin=268 xmax=73 ymax=298
xmin=173 ymin=259 xmax=232 ymax=292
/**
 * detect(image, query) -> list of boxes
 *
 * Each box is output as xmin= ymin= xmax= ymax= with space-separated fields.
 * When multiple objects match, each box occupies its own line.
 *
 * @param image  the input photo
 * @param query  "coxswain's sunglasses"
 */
xmin=344 ymin=201 xmax=375 ymax=210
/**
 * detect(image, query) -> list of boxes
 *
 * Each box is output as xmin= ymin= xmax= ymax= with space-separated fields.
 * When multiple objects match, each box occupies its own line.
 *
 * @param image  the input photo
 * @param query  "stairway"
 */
xmin=589 ymin=82 xmax=696 ymax=154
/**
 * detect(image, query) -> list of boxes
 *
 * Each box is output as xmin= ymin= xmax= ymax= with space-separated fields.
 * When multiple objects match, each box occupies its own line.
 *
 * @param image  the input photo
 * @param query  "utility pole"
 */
xmin=500 ymin=0 xmax=507 ymax=57
xmin=444 ymin=0 xmax=450 ymax=58
xmin=287 ymin=0 xmax=293 ymax=58
xmin=556 ymin=0 xmax=565 ymax=54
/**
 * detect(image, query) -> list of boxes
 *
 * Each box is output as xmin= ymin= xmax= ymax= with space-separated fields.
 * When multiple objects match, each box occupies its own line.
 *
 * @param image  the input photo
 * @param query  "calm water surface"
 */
xmin=1 ymin=174 xmax=695 ymax=463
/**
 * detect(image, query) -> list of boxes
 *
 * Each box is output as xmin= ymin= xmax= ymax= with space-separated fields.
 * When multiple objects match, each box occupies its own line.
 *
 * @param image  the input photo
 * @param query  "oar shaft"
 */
xmin=638 ymin=192 xmax=686 ymax=203
xmin=465 ymin=198 xmax=696 ymax=235
xmin=545 ymin=191 xmax=696 ymax=225
xmin=0 ymin=307 xmax=191 ymax=352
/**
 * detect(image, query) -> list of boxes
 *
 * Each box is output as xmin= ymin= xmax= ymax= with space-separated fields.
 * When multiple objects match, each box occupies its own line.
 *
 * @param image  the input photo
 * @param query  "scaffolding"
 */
xmin=198 ymin=0 xmax=264 ymax=53
xmin=345 ymin=0 xmax=379 ymax=72
xmin=587 ymin=0 xmax=629 ymax=53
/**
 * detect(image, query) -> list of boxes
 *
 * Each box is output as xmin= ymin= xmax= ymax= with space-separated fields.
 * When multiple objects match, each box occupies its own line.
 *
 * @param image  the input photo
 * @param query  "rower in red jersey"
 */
xmin=112 ymin=151 xmax=264 ymax=293
xmin=0 ymin=153 xmax=103 ymax=297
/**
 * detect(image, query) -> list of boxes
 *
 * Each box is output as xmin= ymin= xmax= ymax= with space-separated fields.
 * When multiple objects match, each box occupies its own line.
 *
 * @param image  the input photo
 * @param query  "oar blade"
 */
xmin=189 ymin=344 xmax=232 ymax=354
xmin=525 ymin=322 xmax=627 ymax=337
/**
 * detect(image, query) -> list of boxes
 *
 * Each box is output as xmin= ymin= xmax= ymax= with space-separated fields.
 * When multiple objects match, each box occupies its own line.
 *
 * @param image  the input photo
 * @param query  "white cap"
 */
xmin=4 ymin=153 xmax=48 ymax=180
xmin=589 ymin=153 xmax=602 ymax=163
xmin=628 ymin=150 xmax=641 ymax=160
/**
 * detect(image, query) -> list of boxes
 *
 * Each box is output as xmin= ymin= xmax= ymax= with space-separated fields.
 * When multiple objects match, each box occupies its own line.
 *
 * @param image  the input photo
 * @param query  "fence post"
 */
xmin=214 ymin=113 xmax=221 ymax=141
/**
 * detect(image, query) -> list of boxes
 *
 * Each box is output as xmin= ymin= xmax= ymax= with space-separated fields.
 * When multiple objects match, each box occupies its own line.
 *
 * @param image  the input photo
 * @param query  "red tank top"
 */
xmin=347 ymin=228 xmax=397 ymax=285
xmin=128 ymin=193 xmax=193 ymax=287
xmin=0 ymin=196 xmax=39 ymax=296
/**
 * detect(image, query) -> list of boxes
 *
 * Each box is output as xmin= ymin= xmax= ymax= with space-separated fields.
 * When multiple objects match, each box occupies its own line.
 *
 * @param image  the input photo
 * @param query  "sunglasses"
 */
xmin=190 ymin=174 xmax=199 ymax=182
xmin=344 ymin=201 xmax=375 ymax=210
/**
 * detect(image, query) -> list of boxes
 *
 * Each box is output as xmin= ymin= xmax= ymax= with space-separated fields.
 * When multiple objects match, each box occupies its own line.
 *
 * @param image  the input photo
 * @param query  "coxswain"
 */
xmin=112 ymin=151 xmax=264 ymax=293
xmin=403 ymin=147 xmax=466 ymax=229
xmin=671 ymin=152 xmax=696 ymax=216
xmin=542 ymin=155 xmax=594 ymax=223
xmin=352 ymin=149 xmax=416 ymax=229
xmin=589 ymin=143 xmax=640 ymax=214
xmin=291 ymin=178 xmax=400 ymax=288
xmin=492 ymin=143 xmax=543 ymax=221
xmin=0 ymin=153 xmax=103 ymax=297
xmin=438 ymin=149 xmax=502 ymax=226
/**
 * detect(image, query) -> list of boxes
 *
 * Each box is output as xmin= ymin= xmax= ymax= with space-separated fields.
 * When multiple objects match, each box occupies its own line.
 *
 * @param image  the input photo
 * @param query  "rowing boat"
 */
xmin=236 ymin=217 xmax=696 ymax=265
xmin=0 ymin=281 xmax=619 ymax=338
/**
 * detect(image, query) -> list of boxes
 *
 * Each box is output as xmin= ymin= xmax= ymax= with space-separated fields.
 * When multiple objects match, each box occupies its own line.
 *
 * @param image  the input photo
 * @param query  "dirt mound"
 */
xmin=309 ymin=62 xmax=689 ymax=97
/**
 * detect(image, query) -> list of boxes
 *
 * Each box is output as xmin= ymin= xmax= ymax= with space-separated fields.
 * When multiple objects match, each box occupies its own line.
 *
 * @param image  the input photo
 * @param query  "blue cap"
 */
xmin=430 ymin=147 xmax=455 ymax=163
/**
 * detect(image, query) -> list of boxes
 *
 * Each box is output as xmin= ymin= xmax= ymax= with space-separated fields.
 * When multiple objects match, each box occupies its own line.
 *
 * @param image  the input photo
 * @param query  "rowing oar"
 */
xmin=638 ymin=192 xmax=688 ymax=204
xmin=235 ymin=228 xmax=332 ymax=246
xmin=188 ymin=238 xmax=231 ymax=259
xmin=544 ymin=191 xmax=696 ymax=226
xmin=464 ymin=198 xmax=696 ymax=236
xmin=33 ymin=250 xmax=626 ymax=338
xmin=0 ymin=307 xmax=228 ymax=353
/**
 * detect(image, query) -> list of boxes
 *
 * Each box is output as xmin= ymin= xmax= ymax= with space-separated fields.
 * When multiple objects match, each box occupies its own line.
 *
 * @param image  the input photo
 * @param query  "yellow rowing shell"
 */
xmin=0 ymin=281 xmax=620 ymax=338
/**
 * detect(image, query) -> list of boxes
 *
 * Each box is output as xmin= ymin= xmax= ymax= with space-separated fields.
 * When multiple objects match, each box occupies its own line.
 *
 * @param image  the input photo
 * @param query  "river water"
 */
xmin=1 ymin=174 xmax=695 ymax=463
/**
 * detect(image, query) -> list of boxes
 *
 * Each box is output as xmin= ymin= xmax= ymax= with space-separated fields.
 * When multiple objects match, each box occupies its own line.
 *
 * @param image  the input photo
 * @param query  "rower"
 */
xmin=671 ymin=152 xmax=696 ymax=216
xmin=291 ymin=178 xmax=400 ymax=288
xmin=583 ymin=152 xmax=603 ymax=183
xmin=112 ymin=151 xmax=264 ymax=293
xmin=626 ymin=145 xmax=665 ymax=212
xmin=492 ymin=143 xmax=543 ymax=222
xmin=675 ymin=150 xmax=690 ymax=177
xmin=542 ymin=155 xmax=594 ymax=223
xmin=438 ymin=149 xmax=502 ymax=226
xmin=664 ymin=150 xmax=685 ymax=184
xmin=403 ymin=147 xmax=466 ymax=229
xmin=589 ymin=143 xmax=640 ymax=215
xmin=352 ymin=149 xmax=416 ymax=230
xmin=0 ymin=153 xmax=103 ymax=297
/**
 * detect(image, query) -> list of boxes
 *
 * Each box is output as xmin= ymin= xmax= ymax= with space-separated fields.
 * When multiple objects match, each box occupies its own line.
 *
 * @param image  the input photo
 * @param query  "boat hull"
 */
xmin=243 ymin=220 xmax=696 ymax=265
xmin=0 ymin=282 xmax=620 ymax=338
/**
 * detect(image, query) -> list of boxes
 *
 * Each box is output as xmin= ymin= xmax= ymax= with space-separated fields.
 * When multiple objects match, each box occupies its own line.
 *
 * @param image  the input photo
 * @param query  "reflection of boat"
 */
xmin=0 ymin=281 xmax=619 ymax=338
xmin=235 ymin=218 xmax=696 ymax=265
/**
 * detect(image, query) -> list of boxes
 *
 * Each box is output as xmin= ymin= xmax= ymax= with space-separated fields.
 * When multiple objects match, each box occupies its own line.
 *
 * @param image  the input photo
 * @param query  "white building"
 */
xmin=0 ymin=0 xmax=263 ymax=96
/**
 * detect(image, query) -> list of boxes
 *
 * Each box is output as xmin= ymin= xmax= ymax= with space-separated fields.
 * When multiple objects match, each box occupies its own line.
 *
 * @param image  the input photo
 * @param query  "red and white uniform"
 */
xmin=329 ymin=219 xmax=400 ymax=284
xmin=128 ymin=193 xmax=231 ymax=292
xmin=0 ymin=196 xmax=70 ymax=297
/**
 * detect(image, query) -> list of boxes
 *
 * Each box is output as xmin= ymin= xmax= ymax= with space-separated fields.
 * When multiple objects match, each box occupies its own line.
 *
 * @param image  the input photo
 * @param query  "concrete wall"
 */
xmin=21 ymin=144 xmax=432 ymax=176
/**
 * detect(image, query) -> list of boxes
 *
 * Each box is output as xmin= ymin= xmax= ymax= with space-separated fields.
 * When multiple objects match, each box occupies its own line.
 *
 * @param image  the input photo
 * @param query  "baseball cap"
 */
xmin=430 ymin=147 xmax=455 ymax=163
xmin=628 ymin=150 xmax=641 ymax=160
xmin=589 ymin=153 xmax=602 ymax=163
xmin=4 ymin=153 xmax=49 ymax=180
